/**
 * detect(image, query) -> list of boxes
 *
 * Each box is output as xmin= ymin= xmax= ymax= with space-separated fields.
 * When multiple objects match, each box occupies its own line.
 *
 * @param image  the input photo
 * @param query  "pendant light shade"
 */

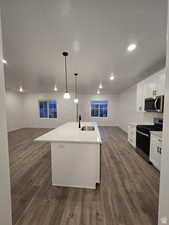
xmin=19 ymin=86 xmax=24 ymax=93
xmin=74 ymin=98 xmax=79 ymax=103
xmin=99 ymin=83 xmax=103 ymax=89
xmin=64 ymin=92 xmax=71 ymax=99
xmin=62 ymin=51 xmax=71 ymax=99
xmin=74 ymin=73 xmax=79 ymax=104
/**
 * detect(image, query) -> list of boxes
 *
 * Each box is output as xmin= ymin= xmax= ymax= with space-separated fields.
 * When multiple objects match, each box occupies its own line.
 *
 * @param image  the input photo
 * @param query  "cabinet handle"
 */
xmin=157 ymin=147 xmax=162 ymax=154
xmin=153 ymin=89 xmax=157 ymax=97
xmin=159 ymin=147 xmax=162 ymax=154
xmin=136 ymin=130 xmax=149 ymax=137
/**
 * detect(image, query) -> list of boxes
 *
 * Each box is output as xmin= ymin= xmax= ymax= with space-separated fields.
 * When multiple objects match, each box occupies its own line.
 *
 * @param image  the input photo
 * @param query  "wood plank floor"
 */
xmin=8 ymin=127 xmax=160 ymax=225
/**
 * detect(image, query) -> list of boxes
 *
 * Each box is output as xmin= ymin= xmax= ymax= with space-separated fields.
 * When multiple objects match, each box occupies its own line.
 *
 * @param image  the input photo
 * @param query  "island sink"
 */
xmin=81 ymin=126 xmax=95 ymax=131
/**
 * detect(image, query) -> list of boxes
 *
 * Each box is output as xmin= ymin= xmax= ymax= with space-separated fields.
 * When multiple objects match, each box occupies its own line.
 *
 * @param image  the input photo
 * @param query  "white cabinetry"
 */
xmin=136 ymin=69 xmax=166 ymax=112
xmin=156 ymin=71 xmax=166 ymax=96
xmin=144 ymin=70 xmax=166 ymax=98
xmin=144 ymin=75 xmax=158 ymax=98
xmin=128 ymin=124 xmax=136 ymax=148
xmin=150 ymin=134 xmax=162 ymax=171
xmin=136 ymin=81 xmax=145 ymax=112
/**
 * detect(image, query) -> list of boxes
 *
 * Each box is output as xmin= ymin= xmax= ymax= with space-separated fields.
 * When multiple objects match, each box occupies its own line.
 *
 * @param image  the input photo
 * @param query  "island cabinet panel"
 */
xmin=35 ymin=122 xmax=102 ymax=189
xmin=51 ymin=142 xmax=100 ymax=189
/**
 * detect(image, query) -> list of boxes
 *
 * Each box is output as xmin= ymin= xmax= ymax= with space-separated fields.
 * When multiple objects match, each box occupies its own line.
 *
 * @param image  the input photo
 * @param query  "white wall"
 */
xmin=0 ymin=14 xmax=12 ymax=225
xmin=23 ymin=92 xmax=76 ymax=128
xmin=79 ymin=94 xmax=119 ymax=126
xmin=6 ymin=91 xmax=24 ymax=131
xmin=118 ymin=84 xmax=163 ymax=133
xmin=23 ymin=93 xmax=119 ymax=128
xmin=6 ymin=87 xmax=164 ymax=132
xmin=118 ymin=85 xmax=137 ymax=132
xmin=6 ymin=87 xmax=163 ymax=132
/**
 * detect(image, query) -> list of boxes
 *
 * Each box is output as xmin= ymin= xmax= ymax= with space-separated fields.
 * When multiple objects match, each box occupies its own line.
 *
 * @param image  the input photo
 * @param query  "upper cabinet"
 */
xmin=156 ymin=70 xmax=166 ymax=96
xmin=136 ymin=69 xmax=166 ymax=112
xmin=136 ymin=80 xmax=145 ymax=112
xmin=144 ymin=75 xmax=158 ymax=98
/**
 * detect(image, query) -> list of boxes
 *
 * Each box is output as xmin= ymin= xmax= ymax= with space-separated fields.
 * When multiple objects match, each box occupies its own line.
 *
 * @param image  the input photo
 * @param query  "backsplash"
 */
xmin=136 ymin=112 xmax=163 ymax=124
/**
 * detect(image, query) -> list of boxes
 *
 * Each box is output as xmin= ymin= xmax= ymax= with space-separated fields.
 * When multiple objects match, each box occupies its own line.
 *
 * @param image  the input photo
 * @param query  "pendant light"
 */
xmin=74 ymin=73 xmax=79 ymax=104
xmin=54 ymin=85 xmax=58 ymax=92
xmin=62 ymin=52 xmax=71 ymax=99
xmin=74 ymin=73 xmax=79 ymax=121
xmin=99 ymin=83 xmax=103 ymax=89
xmin=18 ymin=86 xmax=24 ymax=93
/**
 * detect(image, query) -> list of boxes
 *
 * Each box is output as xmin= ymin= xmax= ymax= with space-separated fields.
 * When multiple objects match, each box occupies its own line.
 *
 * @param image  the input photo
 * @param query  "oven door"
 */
xmin=136 ymin=129 xmax=150 ymax=156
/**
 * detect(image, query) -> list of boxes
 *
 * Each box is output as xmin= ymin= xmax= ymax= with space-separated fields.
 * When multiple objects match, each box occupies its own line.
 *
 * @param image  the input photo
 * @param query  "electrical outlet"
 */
xmin=160 ymin=217 xmax=168 ymax=224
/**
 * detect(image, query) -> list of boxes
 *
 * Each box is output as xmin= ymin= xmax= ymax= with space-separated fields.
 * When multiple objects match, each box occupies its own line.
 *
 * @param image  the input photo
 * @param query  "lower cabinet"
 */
xmin=150 ymin=134 xmax=162 ymax=171
xmin=128 ymin=125 xmax=136 ymax=148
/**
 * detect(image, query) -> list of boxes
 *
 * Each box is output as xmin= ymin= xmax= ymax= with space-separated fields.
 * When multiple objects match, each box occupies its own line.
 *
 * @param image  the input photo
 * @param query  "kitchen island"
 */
xmin=35 ymin=122 xmax=102 ymax=189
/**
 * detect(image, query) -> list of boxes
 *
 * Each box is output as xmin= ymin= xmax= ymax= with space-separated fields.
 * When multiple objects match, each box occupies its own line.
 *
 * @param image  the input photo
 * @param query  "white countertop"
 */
xmin=35 ymin=122 xmax=102 ymax=144
xmin=128 ymin=122 xmax=153 ymax=126
xmin=150 ymin=131 xmax=163 ymax=139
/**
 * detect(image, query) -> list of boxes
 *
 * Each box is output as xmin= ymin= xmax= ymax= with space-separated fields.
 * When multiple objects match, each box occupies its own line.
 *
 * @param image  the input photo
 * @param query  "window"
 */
xmin=39 ymin=100 xmax=57 ymax=118
xmin=91 ymin=100 xmax=108 ymax=117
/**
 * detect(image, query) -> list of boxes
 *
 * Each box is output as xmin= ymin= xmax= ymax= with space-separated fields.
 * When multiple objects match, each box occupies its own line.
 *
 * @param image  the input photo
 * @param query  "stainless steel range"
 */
xmin=136 ymin=118 xmax=163 ymax=161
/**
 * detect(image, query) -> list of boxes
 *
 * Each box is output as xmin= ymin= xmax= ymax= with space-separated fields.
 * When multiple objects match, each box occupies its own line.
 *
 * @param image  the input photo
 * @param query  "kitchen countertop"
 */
xmin=128 ymin=122 xmax=153 ymax=126
xmin=150 ymin=131 xmax=163 ymax=139
xmin=35 ymin=122 xmax=102 ymax=144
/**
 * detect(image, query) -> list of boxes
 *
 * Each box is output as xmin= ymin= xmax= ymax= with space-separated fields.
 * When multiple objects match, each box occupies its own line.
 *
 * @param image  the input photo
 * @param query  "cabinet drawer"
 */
xmin=128 ymin=125 xmax=136 ymax=148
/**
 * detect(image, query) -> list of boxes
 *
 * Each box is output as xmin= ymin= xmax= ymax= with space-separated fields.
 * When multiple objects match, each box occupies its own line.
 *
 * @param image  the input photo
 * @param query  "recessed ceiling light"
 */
xmin=54 ymin=85 xmax=58 ymax=92
xmin=97 ymin=90 xmax=100 ymax=94
xmin=99 ymin=83 xmax=103 ymax=89
xmin=110 ymin=73 xmax=115 ymax=80
xmin=2 ymin=59 xmax=7 ymax=64
xmin=127 ymin=43 xmax=137 ymax=52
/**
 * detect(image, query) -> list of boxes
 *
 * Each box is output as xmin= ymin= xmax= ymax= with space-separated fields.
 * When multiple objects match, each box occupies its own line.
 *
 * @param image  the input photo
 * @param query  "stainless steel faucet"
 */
xmin=79 ymin=115 xmax=81 ymax=128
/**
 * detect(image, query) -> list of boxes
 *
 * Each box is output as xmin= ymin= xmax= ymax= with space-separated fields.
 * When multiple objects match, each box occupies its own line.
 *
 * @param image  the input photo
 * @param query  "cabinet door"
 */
xmin=128 ymin=125 xmax=136 ymax=148
xmin=156 ymin=71 xmax=166 ymax=96
xmin=136 ymin=82 xmax=145 ymax=112
xmin=144 ymin=70 xmax=166 ymax=98
xmin=150 ymin=137 xmax=158 ymax=166
xmin=157 ymin=139 xmax=162 ymax=171
xmin=128 ymin=126 xmax=132 ymax=141
xmin=150 ymin=136 xmax=161 ymax=171
xmin=144 ymin=75 xmax=158 ymax=98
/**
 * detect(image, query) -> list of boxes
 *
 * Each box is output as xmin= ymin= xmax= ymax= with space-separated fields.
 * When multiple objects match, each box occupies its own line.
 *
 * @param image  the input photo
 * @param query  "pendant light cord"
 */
xmin=74 ymin=73 xmax=78 ymax=99
xmin=74 ymin=73 xmax=79 ymax=122
xmin=75 ymin=76 xmax=77 ymax=98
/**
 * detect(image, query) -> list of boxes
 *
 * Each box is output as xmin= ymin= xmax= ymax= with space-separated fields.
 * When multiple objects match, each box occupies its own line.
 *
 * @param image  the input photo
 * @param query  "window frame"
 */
xmin=39 ymin=100 xmax=57 ymax=119
xmin=91 ymin=100 xmax=108 ymax=118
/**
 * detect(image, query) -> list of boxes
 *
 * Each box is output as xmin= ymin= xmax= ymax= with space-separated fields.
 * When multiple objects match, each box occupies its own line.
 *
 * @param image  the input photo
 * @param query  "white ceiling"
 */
xmin=0 ymin=0 xmax=167 ymax=94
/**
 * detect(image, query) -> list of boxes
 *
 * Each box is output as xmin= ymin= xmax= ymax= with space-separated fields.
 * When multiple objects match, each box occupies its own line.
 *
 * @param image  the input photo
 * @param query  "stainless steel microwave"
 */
xmin=144 ymin=96 xmax=164 ymax=113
